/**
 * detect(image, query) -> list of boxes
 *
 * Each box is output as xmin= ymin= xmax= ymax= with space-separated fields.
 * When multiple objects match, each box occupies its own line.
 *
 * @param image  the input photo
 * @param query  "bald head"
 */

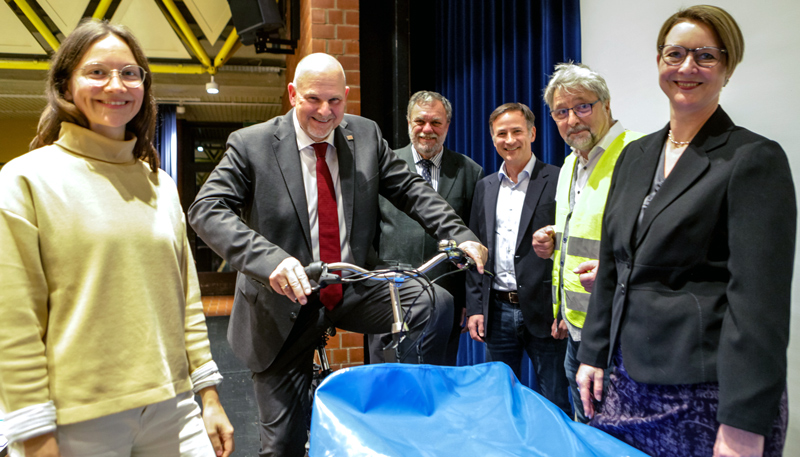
xmin=288 ymin=53 xmax=350 ymax=142
xmin=293 ymin=53 xmax=347 ymax=88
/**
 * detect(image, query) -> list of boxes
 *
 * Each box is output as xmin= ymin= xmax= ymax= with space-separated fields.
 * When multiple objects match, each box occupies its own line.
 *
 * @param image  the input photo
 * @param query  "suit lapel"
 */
xmin=273 ymin=110 xmax=312 ymax=254
xmin=484 ymin=175 xmax=501 ymax=256
xmin=516 ymin=160 xmax=548 ymax=252
xmin=634 ymin=108 xmax=731 ymax=247
xmin=334 ymin=120 xmax=356 ymax=242
xmin=614 ymin=136 xmax=658 ymax=257
xmin=395 ymin=145 xmax=417 ymax=172
xmin=437 ymin=148 xmax=457 ymax=200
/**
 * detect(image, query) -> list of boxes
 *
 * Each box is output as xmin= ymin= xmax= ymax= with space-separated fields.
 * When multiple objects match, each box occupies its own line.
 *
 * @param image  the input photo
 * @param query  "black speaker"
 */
xmin=228 ymin=0 xmax=284 ymax=45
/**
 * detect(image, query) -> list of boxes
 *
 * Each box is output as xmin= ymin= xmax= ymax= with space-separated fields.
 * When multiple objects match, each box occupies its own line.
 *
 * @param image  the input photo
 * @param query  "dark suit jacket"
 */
xmin=465 ymin=159 xmax=559 ymax=339
xmin=578 ymin=107 xmax=796 ymax=435
xmin=188 ymin=111 xmax=477 ymax=373
xmin=376 ymin=144 xmax=484 ymax=305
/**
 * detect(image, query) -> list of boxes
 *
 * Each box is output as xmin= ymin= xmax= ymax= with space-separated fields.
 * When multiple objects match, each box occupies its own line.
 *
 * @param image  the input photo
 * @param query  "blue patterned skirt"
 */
xmin=589 ymin=347 xmax=787 ymax=457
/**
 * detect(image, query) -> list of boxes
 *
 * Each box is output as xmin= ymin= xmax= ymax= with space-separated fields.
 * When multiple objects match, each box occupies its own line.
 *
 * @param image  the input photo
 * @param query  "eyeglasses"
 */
xmin=659 ymin=45 xmax=727 ymax=68
xmin=550 ymin=100 xmax=600 ymax=121
xmin=78 ymin=63 xmax=147 ymax=88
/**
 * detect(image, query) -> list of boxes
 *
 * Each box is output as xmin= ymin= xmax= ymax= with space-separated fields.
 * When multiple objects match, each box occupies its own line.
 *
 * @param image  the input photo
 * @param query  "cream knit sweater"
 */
xmin=0 ymin=123 xmax=215 ymax=432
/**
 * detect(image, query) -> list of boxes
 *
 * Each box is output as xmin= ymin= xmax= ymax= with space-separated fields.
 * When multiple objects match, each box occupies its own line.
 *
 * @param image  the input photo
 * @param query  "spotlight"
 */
xmin=206 ymin=75 xmax=219 ymax=94
xmin=176 ymin=105 xmax=186 ymax=114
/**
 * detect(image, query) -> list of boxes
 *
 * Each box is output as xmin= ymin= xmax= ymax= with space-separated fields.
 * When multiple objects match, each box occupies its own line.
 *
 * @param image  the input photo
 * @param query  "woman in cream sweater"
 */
xmin=0 ymin=20 xmax=233 ymax=457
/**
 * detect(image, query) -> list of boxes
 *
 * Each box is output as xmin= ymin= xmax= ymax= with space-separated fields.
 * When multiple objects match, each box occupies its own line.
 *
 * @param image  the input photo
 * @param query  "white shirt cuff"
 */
xmin=4 ymin=401 xmax=56 ymax=443
xmin=191 ymin=360 xmax=223 ymax=393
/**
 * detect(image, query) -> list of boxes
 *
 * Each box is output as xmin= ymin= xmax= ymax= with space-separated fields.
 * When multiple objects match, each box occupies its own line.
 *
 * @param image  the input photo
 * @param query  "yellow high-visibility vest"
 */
xmin=552 ymin=130 xmax=644 ymax=328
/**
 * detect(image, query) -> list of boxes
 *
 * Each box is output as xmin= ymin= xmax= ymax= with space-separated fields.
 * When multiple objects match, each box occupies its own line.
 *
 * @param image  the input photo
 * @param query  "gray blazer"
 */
xmin=188 ymin=111 xmax=477 ymax=373
xmin=376 ymin=144 xmax=484 ymax=305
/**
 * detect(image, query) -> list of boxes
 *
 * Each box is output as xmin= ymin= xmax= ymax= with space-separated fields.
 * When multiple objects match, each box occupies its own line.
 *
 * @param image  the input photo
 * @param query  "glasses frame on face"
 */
xmin=550 ymin=99 xmax=600 ymax=121
xmin=77 ymin=63 xmax=147 ymax=89
xmin=658 ymin=45 xmax=727 ymax=68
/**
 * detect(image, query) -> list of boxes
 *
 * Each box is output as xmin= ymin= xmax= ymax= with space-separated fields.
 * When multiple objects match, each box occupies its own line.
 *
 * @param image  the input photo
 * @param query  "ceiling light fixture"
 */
xmin=176 ymin=104 xmax=186 ymax=114
xmin=206 ymin=75 xmax=219 ymax=94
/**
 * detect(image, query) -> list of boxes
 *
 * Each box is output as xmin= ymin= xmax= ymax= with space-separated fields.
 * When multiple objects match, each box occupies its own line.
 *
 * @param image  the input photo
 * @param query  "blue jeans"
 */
xmin=485 ymin=296 xmax=571 ymax=416
xmin=565 ymin=334 xmax=587 ymax=423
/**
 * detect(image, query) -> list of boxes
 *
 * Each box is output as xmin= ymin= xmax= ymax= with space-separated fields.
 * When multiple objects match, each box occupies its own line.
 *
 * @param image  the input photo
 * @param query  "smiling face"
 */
xmin=491 ymin=110 xmax=535 ymax=172
xmin=658 ymin=20 xmax=728 ymax=116
xmin=65 ymin=34 xmax=144 ymax=140
xmin=288 ymin=64 xmax=349 ymax=142
xmin=407 ymin=100 xmax=449 ymax=158
xmin=551 ymin=87 xmax=612 ymax=156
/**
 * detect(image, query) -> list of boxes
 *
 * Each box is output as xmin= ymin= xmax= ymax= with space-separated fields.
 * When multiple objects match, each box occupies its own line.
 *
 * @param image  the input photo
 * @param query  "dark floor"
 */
xmin=202 ymin=316 xmax=261 ymax=456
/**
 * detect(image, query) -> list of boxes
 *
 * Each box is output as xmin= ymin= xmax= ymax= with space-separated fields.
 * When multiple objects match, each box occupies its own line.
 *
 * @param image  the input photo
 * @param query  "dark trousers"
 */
xmin=485 ymin=295 xmax=571 ymax=416
xmin=367 ymin=303 xmax=463 ymax=366
xmin=565 ymin=334 xmax=587 ymax=422
xmin=251 ymin=279 xmax=453 ymax=457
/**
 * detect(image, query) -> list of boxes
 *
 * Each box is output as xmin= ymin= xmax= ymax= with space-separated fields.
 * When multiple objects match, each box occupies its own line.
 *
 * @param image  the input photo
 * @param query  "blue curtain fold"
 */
xmin=437 ymin=0 xmax=581 ymax=170
xmin=155 ymin=104 xmax=178 ymax=182
xmin=438 ymin=0 xmax=581 ymax=389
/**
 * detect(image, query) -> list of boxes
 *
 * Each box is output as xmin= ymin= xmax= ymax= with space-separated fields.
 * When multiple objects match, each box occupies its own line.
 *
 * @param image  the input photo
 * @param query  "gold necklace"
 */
xmin=668 ymin=130 xmax=691 ymax=147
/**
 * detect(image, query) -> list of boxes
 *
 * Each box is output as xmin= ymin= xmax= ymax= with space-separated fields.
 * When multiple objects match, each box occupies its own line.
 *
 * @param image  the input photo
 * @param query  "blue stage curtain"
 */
xmin=439 ymin=0 xmax=581 ymax=389
xmin=155 ymin=104 xmax=178 ymax=183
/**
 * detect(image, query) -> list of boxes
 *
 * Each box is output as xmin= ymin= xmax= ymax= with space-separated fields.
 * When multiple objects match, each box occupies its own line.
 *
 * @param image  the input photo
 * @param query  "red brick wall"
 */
xmin=283 ymin=0 xmax=361 ymax=116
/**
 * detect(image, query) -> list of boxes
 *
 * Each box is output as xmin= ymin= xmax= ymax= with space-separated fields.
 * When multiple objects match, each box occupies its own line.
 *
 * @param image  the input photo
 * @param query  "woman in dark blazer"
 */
xmin=575 ymin=5 xmax=794 ymax=457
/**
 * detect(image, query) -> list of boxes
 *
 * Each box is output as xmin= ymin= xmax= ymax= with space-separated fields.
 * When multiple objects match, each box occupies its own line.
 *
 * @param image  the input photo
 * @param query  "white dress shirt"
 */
xmin=492 ymin=154 xmax=538 ymax=292
xmin=292 ymin=111 xmax=353 ymax=263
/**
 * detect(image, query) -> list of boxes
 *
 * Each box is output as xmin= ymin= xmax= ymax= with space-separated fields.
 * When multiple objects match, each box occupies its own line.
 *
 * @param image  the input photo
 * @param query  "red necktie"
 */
xmin=313 ymin=142 xmax=343 ymax=310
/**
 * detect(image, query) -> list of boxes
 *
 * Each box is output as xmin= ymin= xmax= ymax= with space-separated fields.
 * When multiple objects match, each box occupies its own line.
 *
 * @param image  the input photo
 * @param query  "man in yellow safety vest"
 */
xmin=533 ymin=63 xmax=643 ymax=422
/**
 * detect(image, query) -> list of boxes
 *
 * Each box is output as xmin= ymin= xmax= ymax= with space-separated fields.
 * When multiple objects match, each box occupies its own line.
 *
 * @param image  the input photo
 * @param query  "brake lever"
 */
xmin=303 ymin=261 xmax=343 ymax=292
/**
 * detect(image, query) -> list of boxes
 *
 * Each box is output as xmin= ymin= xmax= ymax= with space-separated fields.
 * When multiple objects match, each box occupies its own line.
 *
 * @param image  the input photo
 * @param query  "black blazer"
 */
xmin=465 ymin=159 xmax=559 ymax=339
xmin=578 ymin=107 xmax=796 ymax=435
xmin=376 ymin=144 xmax=484 ymax=305
xmin=188 ymin=111 xmax=477 ymax=373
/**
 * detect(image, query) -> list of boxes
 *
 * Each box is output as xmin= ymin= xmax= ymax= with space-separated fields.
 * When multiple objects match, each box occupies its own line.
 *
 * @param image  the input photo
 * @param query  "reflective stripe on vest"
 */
xmin=552 ymin=130 xmax=645 ymax=328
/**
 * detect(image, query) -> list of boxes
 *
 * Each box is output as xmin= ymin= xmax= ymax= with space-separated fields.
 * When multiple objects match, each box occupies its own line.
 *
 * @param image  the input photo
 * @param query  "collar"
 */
xmin=498 ymin=153 xmax=537 ymax=183
xmin=411 ymin=144 xmax=444 ymax=168
xmin=54 ymin=122 xmax=137 ymax=164
xmin=292 ymin=108 xmax=335 ymax=151
xmin=574 ymin=121 xmax=624 ymax=166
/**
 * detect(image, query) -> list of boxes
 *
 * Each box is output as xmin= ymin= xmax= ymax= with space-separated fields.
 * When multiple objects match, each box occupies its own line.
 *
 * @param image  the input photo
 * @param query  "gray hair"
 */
xmin=407 ymin=91 xmax=452 ymax=123
xmin=543 ymin=62 xmax=610 ymax=109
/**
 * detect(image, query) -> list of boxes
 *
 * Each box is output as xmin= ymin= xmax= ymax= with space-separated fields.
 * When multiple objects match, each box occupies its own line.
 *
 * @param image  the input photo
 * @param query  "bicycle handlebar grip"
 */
xmin=305 ymin=261 xmax=325 ymax=283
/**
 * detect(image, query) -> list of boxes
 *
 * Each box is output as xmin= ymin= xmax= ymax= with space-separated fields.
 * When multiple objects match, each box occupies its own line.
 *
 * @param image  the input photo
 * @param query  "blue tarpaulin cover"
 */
xmin=309 ymin=362 xmax=649 ymax=457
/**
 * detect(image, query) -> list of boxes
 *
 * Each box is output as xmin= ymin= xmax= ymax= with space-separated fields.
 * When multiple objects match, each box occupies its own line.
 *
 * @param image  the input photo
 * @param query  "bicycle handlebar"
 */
xmin=304 ymin=239 xmax=473 ymax=289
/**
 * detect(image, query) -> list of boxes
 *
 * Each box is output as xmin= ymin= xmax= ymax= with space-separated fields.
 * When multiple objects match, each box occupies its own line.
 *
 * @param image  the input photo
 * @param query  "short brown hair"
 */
xmin=31 ymin=19 xmax=159 ymax=171
xmin=657 ymin=5 xmax=744 ymax=76
xmin=488 ymin=103 xmax=535 ymax=135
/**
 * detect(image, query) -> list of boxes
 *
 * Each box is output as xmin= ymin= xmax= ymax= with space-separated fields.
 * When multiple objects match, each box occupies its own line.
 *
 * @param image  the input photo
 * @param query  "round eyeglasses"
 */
xmin=78 ymin=63 xmax=147 ymax=88
xmin=550 ymin=100 xmax=600 ymax=121
xmin=659 ymin=45 xmax=727 ymax=68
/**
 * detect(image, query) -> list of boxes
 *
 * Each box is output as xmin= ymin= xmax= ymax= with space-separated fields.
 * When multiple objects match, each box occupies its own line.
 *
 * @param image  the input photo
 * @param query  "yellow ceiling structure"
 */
xmin=0 ymin=0 xmax=287 ymax=122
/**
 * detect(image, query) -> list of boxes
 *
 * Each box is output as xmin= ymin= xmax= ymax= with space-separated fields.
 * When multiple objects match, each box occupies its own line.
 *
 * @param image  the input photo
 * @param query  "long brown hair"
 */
xmin=30 ymin=19 xmax=159 ymax=171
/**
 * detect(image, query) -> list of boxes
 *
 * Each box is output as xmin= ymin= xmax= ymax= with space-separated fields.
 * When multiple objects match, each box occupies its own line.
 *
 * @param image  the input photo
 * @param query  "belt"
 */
xmin=492 ymin=289 xmax=519 ymax=304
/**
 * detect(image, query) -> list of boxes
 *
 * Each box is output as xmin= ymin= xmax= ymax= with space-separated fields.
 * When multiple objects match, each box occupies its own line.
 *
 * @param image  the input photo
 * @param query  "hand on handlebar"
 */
xmin=457 ymin=241 xmax=488 ymax=274
xmin=269 ymin=257 xmax=313 ymax=305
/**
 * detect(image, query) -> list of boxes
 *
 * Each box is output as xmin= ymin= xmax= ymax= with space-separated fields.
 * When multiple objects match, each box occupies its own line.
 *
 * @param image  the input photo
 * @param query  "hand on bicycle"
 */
xmin=458 ymin=241 xmax=488 ymax=274
xmin=270 ymin=256 xmax=313 ymax=305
